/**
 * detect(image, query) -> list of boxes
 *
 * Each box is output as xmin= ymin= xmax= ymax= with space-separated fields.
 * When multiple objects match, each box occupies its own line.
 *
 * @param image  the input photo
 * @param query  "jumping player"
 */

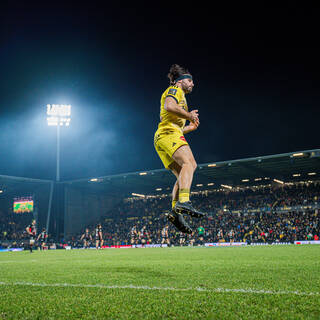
xmin=80 ymin=228 xmax=92 ymax=249
xmin=154 ymin=64 xmax=206 ymax=234
xmin=26 ymin=219 xmax=37 ymax=253
xmin=36 ymin=228 xmax=48 ymax=250
xmin=95 ymin=224 xmax=103 ymax=249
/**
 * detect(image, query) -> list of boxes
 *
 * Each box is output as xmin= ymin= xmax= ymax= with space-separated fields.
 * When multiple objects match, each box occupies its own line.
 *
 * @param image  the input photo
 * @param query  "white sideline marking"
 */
xmin=0 ymin=281 xmax=318 ymax=296
xmin=0 ymin=260 xmax=37 ymax=264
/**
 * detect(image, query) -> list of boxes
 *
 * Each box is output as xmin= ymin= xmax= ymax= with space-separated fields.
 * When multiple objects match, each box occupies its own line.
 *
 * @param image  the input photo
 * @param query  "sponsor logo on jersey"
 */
xmin=168 ymin=88 xmax=177 ymax=95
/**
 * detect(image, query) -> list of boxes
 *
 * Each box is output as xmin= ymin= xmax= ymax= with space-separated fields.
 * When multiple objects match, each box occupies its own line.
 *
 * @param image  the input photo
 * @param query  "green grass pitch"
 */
xmin=0 ymin=245 xmax=319 ymax=319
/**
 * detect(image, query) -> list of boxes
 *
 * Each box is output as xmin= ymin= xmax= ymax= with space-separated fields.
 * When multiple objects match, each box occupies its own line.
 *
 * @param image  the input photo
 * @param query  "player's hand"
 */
xmin=186 ymin=121 xmax=199 ymax=132
xmin=188 ymin=110 xmax=199 ymax=123
xmin=183 ymin=120 xmax=199 ymax=134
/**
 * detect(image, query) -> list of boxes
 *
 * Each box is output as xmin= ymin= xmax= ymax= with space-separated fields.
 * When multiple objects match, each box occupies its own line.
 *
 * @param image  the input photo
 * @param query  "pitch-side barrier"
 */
xmin=1 ymin=241 xmax=320 ymax=252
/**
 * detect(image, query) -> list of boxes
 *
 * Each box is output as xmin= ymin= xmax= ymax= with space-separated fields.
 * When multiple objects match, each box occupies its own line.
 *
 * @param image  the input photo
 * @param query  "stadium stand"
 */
xmin=0 ymin=149 xmax=319 ymax=249
xmin=69 ymin=181 xmax=319 ymax=247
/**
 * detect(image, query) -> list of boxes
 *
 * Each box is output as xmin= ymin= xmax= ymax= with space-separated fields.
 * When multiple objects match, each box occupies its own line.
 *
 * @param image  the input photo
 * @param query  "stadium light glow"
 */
xmin=156 ymin=188 xmax=162 ymax=191
xmin=207 ymin=183 xmax=214 ymax=186
xmin=196 ymin=184 xmax=203 ymax=187
xmin=292 ymin=173 xmax=301 ymax=177
xmin=139 ymin=172 xmax=147 ymax=176
xmin=273 ymin=178 xmax=284 ymax=184
xmin=242 ymin=179 xmax=249 ymax=182
xmin=0 ymin=190 xmax=3 ymax=193
xmin=307 ymin=172 xmax=317 ymax=176
xmin=47 ymin=104 xmax=71 ymax=126
xmin=208 ymin=163 xmax=216 ymax=167
xmin=132 ymin=193 xmax=145 ymax=198
xmin=221 ymin=184 xmax=232 ymax=189
xmin=292 ymin=152 xmax=304 ymax=157
xmin=90 ymin=178 xmax=99 ymax=182
xmin=254 ymin=178 xmax=262 ymax=181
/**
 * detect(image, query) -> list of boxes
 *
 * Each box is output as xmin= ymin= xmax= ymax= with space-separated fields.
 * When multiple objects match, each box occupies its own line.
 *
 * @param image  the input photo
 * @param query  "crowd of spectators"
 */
xmin=0 ymin=210 xmax=31 ymax=241
xmin=0 ymin=210 xmax=35 ymax=248
xmin=1 ymin=181 xmax=319 ymax=248
xmin=71 ymin=181 xmax=319 ymax=247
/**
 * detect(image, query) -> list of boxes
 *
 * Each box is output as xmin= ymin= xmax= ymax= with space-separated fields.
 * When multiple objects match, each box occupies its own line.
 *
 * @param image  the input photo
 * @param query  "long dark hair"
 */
xmin=167 ymin=64 xmax=191 ymax=85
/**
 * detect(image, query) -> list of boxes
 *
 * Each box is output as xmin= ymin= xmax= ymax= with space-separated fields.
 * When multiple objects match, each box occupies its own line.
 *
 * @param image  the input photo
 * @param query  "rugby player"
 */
xmin=95 ymin=224 xmax=103 ymax=249
xmin=161 ymin=225 xmax=170 ymax=247
xmin=26 ymin=219 xmax=37 ymax=253
xmin=36 ymin=228 xmax=48 ymax=250
xmin=154 ymin=64 xmax=206 ymax=234
xmin=179 ymin=231 xmax=186 ymax=247
xmin=80 ymin=228 xmax=92 ymax=249
xmin=139 ymin=225 xmax=147 ymax=245
xmin=130 ymin=225 xmax=138 ymax=245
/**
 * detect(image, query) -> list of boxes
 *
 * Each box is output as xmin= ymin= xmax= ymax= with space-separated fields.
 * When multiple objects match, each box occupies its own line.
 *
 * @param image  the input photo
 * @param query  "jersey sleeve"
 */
xmin=165 ymin=86 xmax=182 ymax=104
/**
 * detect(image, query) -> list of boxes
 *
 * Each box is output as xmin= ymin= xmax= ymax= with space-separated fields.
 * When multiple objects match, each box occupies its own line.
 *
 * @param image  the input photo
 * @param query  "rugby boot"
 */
xmin=165 ymin=211 xmax=192 ymax=234
xmin=174 ymin=201 xmax=206 ymax=218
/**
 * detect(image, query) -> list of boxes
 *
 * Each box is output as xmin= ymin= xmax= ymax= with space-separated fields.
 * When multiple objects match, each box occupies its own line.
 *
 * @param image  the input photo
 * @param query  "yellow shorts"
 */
xmin=154 ymin=131 xmax=188 ymax=169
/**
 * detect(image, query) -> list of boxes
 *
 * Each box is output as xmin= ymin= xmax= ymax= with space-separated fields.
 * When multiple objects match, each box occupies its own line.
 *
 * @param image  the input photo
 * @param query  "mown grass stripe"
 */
xmin=0 ymin=281 xmax=318 ymax=296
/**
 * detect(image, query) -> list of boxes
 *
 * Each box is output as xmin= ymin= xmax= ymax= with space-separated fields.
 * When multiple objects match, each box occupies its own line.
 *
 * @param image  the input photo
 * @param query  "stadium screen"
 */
xmin=13 ymin=197 xmax=34 ymax=213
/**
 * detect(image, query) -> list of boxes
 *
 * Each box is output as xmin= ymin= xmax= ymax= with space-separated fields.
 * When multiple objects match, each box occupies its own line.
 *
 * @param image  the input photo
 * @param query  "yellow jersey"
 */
xmin=156 ymin=85 xmax=188 ymax=135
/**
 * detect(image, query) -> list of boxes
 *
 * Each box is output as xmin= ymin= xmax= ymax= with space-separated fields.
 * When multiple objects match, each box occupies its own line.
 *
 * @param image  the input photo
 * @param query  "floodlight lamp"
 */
xmin=47 ymin=104 xmax=71 ymax=117
xmin=291 ymin=152 xmax=304 ymax=158
xmin=46 ymin=104 xmax=71 ymax=126
xmin=221 ymin=184 xmax=232 ymax=189
xmin=132 ymin=193 xmax=145 ymax=198
xmin=208 ymin=163 xmax=216 ymax=167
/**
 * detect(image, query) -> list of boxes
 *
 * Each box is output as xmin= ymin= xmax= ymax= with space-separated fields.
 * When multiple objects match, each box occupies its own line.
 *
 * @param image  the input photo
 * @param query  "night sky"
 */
xmin=0 ymin=2 xmax=319 ymax=181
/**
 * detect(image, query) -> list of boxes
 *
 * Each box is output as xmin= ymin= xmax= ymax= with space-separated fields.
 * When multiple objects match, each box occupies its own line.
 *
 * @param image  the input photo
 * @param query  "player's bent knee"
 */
xmin=192 ymin=160 xmax=197 ymax=171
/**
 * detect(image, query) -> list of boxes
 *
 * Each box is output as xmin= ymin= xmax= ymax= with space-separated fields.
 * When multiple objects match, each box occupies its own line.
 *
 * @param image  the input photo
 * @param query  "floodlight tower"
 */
xmin=46 ymin=104 xmax=71 ymax=238
xmin=46 ymin=104 xmax=71 ymax=181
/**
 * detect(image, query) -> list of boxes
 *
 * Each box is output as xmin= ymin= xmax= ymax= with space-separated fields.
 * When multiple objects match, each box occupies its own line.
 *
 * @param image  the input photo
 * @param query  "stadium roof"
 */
xmin=0 ymin=174 xmax=52 ymax=195
xmin=63 ymin=149 xmax=320 ymax=196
